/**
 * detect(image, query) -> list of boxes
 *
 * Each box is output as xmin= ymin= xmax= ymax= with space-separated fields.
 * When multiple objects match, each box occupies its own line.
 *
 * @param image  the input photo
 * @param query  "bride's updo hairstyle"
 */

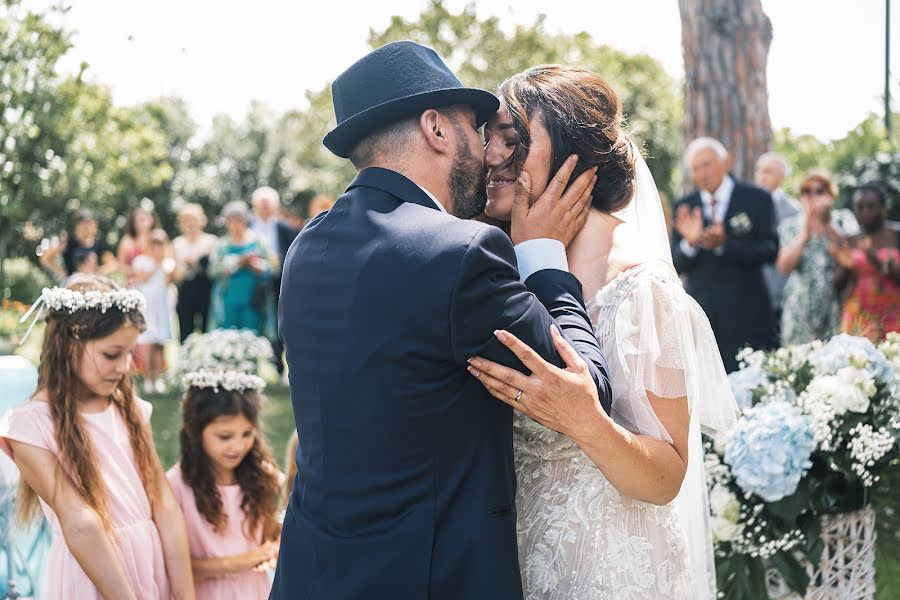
xmin=499 ymin=65 xmax=636 ymax=213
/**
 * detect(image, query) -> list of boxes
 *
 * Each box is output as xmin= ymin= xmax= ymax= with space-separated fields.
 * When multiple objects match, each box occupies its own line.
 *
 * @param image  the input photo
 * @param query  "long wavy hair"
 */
xmin=17 ymin=275 xmax=158 ymax=530
xmin=179 ymin=386 xmax=281 ymax=541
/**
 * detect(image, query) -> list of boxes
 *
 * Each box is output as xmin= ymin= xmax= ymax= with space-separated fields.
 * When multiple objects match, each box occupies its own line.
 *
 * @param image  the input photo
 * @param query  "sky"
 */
xmin=24 ymin=0 xmax=899 ymax=142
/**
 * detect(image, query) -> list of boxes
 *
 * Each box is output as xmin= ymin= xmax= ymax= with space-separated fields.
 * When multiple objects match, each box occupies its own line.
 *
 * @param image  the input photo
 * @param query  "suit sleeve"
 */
xmin=671 ymin=200 xmax=699 ymax=274
xmin=449 ymin=226 xmax=612 ymax=415
xmin=720 ymin=192 xmax=779 ymax=266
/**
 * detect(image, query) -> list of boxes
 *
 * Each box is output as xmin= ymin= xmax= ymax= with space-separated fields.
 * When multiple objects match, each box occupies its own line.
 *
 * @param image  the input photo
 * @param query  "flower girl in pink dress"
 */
xmin=0 ymin=275 xmax=195 ymax=600
xmin=167 ymin=369 xmax=283 ymax=600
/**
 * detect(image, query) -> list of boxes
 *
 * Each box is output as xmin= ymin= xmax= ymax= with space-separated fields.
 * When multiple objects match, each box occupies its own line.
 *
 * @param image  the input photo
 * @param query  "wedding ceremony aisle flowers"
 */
xmin=709 ymin=333 xmax=900 ymax=599
xmin=175 ymin=328 xmax=273 ymax=378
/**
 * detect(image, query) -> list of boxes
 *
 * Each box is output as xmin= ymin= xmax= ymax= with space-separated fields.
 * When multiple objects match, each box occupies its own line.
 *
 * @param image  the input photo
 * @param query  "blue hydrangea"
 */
xmin=724 ymin=401 xmax=815 ymax=502
xmin=728 ymin=365 xmax=769 ymax=410
xmin=809 ymin=334 xmax=893 ymax=384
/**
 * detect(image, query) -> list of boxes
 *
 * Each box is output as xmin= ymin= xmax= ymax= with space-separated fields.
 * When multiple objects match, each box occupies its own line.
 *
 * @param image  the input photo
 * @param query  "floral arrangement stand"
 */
xmin=768 ymin=507 xmax=876 ymax=600
xmin=710 ymin=333 xmax=899 ymax=600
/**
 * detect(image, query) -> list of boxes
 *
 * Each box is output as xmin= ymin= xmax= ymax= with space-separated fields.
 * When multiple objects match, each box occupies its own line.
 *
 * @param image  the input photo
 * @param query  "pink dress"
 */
xmin=0 ymin=399 xmax=170 ymax=599
xmin=166 ymin=464 xmax=272 ymax=600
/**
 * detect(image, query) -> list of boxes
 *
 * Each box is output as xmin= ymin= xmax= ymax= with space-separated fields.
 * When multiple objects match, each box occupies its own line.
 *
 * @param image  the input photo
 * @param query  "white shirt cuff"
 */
xmin=679 ymin=239 xmax=699 ymax=257
xmin=514 ymin=239 xmax=569 ymax=282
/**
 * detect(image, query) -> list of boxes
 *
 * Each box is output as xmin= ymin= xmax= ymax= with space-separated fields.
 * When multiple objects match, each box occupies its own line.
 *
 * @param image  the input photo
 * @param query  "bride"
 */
xmin=468 ymin=65 xmax=739 ymax=599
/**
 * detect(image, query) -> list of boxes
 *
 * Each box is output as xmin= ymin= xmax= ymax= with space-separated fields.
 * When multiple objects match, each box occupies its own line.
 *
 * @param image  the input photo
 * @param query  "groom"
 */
xmin=272 ymin=41 xmax=611 ymax=600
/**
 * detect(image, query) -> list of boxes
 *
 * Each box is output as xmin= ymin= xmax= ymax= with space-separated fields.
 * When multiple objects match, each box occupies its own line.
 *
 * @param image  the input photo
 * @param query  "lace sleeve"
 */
xmin=608 ymin=272 xmax=739 ymax=442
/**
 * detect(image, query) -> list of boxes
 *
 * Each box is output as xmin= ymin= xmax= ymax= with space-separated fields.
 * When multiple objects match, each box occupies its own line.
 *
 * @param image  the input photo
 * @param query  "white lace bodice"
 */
xmin=514 ymin=261 xmax=717 ymax=600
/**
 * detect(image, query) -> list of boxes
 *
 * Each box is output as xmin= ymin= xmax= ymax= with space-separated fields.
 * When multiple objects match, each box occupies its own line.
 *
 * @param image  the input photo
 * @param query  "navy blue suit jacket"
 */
xmin=671 ymin=179 xmax=778 ymax=371
xmin=271 ymin=167 xmax=611 ymax=600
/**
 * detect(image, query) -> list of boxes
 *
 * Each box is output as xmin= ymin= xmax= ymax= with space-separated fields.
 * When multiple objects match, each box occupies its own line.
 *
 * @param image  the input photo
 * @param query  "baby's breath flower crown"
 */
xmin=39 ymin=287 xmax=146 ymax=315
xmin=18 ymin=286 xmax=147 ymax=343
xmin=182 ymin=369 xmax=266 ymax=394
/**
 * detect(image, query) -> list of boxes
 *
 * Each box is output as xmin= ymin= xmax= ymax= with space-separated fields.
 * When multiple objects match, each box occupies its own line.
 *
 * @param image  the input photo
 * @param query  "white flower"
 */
xmin=182 ymin=369 xmax=266 ymax=393
xmin=836 ymin=366 xmax=877 ymax=398
xmin=712 ymin=517 xmax=741 ymax=543
xmin=806 ymin=375 xmax=869 ymax=415
xmin=709 ymin=484 xmax=740 ymax=523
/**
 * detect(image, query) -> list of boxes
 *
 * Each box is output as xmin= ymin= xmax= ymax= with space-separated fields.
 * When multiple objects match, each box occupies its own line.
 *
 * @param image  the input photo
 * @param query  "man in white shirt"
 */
xmin=754 ymin=152 xmax=801 ymax=342
xmin=250 ymin=186 xmax=299 ymax=377
xmin=672 ymin=137 xmax=779 ymax=371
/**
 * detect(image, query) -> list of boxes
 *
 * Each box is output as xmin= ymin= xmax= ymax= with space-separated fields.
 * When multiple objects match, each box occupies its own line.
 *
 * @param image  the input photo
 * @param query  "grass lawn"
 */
xmin=145 ymin=383 xmax=900 ymax=598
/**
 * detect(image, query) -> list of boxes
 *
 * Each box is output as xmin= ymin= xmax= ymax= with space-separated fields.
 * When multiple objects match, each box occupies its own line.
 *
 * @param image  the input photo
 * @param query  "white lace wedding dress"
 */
xmin=514 ymin=260 xmax=736 ymax=600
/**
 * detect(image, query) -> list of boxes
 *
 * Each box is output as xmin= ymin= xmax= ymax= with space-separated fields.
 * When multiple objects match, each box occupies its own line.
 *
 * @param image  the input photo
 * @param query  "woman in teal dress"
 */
xmin=208 ymin=201 xmax=278 ymax=338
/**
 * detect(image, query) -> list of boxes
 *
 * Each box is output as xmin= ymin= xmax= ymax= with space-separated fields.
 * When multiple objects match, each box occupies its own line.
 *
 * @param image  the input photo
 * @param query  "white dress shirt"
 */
xmin=252 ymin=217 xmax=279 ymax=255
xmin=680 ymin=175 xmax=734 ymax=257
xmin=416 ymin=183 xmax=568 ymax=282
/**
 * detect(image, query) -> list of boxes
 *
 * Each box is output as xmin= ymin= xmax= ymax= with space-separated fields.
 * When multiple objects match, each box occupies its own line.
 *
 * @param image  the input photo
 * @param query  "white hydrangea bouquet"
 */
xmin=175 ymin=328 xmax=274 ymax=379
xmin=706 ymin=333 xmax=900 ymax=599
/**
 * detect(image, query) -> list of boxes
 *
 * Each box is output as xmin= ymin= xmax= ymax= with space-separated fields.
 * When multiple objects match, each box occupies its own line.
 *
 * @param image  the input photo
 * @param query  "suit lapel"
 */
xmin=723 ymin=182 xmax=743 ymax=231
xmin=347 ymin=167 xmax=442 ymax=211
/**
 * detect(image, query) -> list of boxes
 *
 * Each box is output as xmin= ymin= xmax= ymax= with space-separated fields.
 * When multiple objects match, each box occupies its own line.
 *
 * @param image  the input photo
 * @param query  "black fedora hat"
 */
xmin=323 ymin=41 xmax=499 ymax=158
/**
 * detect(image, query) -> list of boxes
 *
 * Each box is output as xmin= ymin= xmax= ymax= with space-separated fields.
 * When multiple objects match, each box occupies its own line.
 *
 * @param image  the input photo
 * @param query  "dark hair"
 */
xmin=179 ymin=386 xmax=281 ymax=541
xmin=125 ymin=207 xmax=158 ymax=239
xmin=73 ymin=249 xmax=98 ymax=269
xmin=498 ymin=65 xmax=636 ymax=213
xmin=19 ymin=274 xmax=155 ymax=529
xmin=854 ymin=183 xmax=887 ymax=206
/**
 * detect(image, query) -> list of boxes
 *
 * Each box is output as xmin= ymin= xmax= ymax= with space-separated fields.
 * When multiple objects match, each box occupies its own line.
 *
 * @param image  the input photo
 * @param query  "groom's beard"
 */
xmin=448 ymin=128 xmax=488 ymax=220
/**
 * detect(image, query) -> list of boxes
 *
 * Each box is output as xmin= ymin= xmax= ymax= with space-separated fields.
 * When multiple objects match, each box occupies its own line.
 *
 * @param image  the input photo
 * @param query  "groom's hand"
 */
xmin=510 ymin=154 xmax=598 ymax=246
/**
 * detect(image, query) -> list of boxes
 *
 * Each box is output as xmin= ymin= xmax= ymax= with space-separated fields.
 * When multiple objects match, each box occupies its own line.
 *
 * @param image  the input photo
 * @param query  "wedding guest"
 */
xmin=672 ymin=137 xmax=778 ymax=371
xmin=208 ymin=201 xmax=278 ymax=338
xmin=167 ymin=370 xmax=282 ymax=599
xmin=305 ymin=194 xmax=335 ymax=225
xmin=133 ymin=228 xmax=176 ymax=395
xmin=834 ymin=184 xmax=900 ymax=341
xmin=173 ymin=204 xmax=218 ymax=342
xmin=755 ymin=152 xmax=801 ymax=342
xmin=250 ymin=187 xmax=299 ymax=377
xmin=0 ymin=275 xmax=194 ymax=599
xmin=775 ymin=171 xmax=858 ymax=345
xmin=39 ymin=209 xmax=117 ymax=281
xmin=118 ymin=206 xmax=159 ymax=285
xmin=72 ymin=249 xmax=99 ymax=276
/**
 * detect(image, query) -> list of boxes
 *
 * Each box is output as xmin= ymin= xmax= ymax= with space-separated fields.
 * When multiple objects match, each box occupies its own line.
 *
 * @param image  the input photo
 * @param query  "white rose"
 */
xmin=709 ymin=485 xmax=734 ymax=516
xmin=711 ymin=517 xmax=740 ymax=543
xmin=713 ymin=432 xmax=728 ymax=456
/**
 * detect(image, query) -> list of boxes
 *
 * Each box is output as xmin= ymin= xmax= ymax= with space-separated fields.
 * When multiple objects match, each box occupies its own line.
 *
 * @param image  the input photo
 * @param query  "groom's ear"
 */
xmin=419 ymin=109 xmax=451 ymax=155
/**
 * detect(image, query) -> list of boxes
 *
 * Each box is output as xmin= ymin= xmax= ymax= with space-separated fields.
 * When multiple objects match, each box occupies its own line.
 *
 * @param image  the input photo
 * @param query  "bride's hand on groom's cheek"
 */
xmin=466 ymin=325 xmax=607 ymax=442
xmin=510 ymin=155 xmax=598 ymax=247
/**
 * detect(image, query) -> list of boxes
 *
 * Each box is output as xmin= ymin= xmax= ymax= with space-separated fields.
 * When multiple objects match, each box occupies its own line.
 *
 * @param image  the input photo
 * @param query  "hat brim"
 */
xmin=323 ymin=87 xmax=500 ymax=158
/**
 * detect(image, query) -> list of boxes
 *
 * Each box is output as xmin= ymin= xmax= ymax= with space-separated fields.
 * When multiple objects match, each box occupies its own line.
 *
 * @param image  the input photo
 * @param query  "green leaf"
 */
xmin=770 ymin=550 xmax=811 ymax=595
xmin=768 ymin=477 xmax=810 ymax=521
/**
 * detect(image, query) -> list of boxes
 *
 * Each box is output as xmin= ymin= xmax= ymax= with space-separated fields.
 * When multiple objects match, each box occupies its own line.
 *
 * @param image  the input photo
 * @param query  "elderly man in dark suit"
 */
xmin=672 ymin=137 xmax=779 ymax=372
xmin=272 ymin=41 xmax=612 ymax=600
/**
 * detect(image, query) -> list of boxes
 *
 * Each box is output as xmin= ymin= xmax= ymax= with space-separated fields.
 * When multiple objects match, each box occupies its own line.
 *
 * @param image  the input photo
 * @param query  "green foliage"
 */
xmin=773 ymin=113 xmax=900 ymax=219
xmin=367 ymin=0 xmax=683 ymax=199
xmin=1 ymin=257 xmax=51 ymax=302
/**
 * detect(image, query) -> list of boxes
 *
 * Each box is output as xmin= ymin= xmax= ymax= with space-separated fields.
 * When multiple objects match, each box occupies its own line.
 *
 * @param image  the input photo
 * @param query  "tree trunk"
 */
xmin=680 ymin=0 xmax=773 ymax=182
